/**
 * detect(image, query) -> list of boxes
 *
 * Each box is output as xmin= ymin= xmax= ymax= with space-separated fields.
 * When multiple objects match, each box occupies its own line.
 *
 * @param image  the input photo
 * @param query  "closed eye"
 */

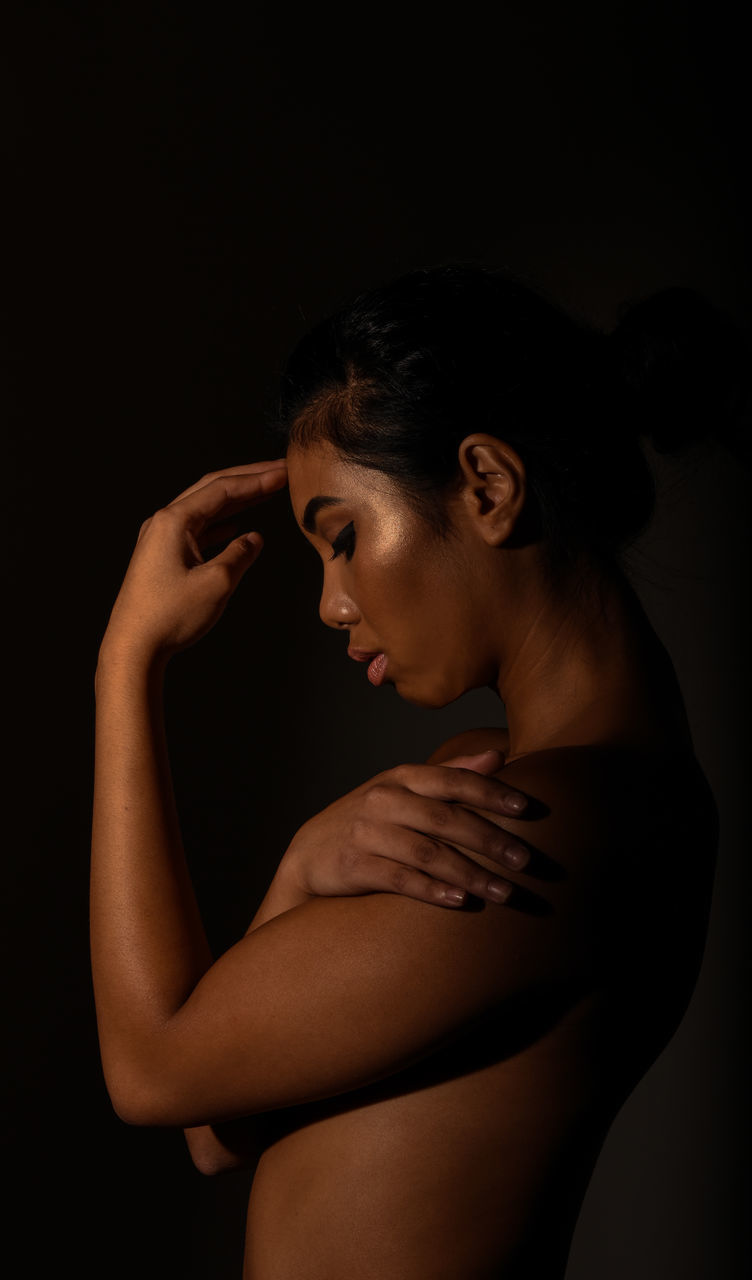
xmin=329 ymin=521 xmax=356 ymax=561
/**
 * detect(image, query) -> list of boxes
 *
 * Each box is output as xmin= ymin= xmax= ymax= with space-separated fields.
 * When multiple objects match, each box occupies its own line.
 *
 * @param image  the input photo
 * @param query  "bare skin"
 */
xmin=91 ymin=442 xmax=718 ymax=1278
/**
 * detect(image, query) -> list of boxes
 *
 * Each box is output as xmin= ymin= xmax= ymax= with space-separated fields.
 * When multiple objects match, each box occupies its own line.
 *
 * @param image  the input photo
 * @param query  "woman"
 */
xmin=91 ymin=265 xmax=745 ymax=1277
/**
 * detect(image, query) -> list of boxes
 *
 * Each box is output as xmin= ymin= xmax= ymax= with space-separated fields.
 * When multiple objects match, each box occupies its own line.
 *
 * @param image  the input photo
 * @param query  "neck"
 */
xmin=491 ymin=551 xmax=693 ymax=760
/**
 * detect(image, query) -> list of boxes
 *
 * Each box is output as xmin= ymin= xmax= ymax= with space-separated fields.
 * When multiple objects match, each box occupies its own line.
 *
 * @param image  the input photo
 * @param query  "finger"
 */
xmin=384 ymin=824 xmax=516 ymax=900
xmin=348 ymin=845 xmax=513 ymax=908
xmin=442 ymin=751 xmax=529 ymax=825
xmin=387 ymin=759 xmax=529 ymax=816
xmin=365 ymin=785 xmax=530 ymax=872
xmin=203 ymin=530 xmax=264 ymax=589
xmin=194 ymin=498 xmax=279 ymax=552
xmin=164 ymin=469 xmax=288 ymax=534
xmin=167 ymin=461 xmax=288 ymax=507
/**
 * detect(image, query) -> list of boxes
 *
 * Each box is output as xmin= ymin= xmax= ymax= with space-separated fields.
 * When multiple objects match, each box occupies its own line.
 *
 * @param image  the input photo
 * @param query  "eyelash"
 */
xmin=329 ymin=521 xmax=356 ymax=562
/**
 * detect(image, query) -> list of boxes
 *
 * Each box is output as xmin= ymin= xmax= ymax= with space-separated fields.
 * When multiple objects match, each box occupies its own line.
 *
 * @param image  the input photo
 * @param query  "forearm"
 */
xmin=91 ymin=644 xmax=213 ymax=1103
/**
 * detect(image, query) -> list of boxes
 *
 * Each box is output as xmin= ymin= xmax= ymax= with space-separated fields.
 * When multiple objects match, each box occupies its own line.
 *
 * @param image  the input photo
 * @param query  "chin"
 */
xmin=393 ymin=674 xmax=468 ymax=711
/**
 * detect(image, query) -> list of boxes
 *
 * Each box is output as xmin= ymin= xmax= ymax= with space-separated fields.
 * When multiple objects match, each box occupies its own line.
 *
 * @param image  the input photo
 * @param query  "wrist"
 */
xmin=95 ymin=635 xmax=170 ymax=695
xmin=273 ymin=844 xmax=313 ymax=906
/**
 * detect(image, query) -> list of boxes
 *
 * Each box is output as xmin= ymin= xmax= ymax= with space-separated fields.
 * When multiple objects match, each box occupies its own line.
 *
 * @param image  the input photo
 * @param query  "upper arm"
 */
xmin=119 ymin=888 xmax=573 ymax=1127
xmin=113 ymin=749 xmax=612 ymax=1130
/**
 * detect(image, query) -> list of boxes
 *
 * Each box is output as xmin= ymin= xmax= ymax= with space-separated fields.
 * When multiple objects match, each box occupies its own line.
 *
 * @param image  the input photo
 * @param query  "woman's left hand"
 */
xmin=99 ymin=461 xmax=288 ymax=663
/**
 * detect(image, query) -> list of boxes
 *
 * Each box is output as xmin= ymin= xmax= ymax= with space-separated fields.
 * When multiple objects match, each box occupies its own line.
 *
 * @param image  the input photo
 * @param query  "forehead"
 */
xmin=286 ymin=442 xmax=342 ymax=502
xmin=286 ymin=442 xmax=402 ymax=529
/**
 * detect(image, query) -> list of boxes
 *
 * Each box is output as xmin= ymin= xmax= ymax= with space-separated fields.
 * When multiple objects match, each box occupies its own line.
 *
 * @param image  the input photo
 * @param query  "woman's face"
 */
xmin=286 ymin=441 xmax=501 ymax=707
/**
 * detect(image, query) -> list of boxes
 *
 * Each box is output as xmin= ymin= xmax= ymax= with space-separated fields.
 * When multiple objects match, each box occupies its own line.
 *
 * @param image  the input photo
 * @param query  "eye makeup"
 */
xmin=329 ymin=521 xmax=356 ymax=561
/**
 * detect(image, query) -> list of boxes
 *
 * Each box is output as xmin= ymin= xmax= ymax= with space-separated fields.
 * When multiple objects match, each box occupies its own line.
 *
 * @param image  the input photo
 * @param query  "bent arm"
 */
xmin=92 ymin=649 xmax=596 ymax=1131
xmin=89 ymin=650 xmax=489 ymax=1125
xmin=91 ymin=649 xmax=535 ymax=1169
xmin=182 ymin=733 xmax=517 ymax=1170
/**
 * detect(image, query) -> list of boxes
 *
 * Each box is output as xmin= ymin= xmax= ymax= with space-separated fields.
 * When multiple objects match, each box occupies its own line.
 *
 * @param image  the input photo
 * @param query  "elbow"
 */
xmin=104 ymin=1062 xmax=175 ymax=1128
xmin=187 ymin=1143 xmax=239 ymax=1177
xmin=184 ymin=1123 xmax=254 ymax=1176
xmin=109 ymin=1083 xmax=164 ymax=1128
xmin=189 ymin=1152 xmax=221 ymax=1177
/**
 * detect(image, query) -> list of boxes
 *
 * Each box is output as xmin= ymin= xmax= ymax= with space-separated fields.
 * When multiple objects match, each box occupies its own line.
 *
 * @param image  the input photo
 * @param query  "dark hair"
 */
xmin=276 ymin=263 xmax=750 ymax=577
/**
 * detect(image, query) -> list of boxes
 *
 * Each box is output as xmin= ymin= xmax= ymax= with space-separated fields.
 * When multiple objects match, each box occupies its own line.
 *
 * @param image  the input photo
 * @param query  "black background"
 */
xmin=4 ymin=4 xmax=750 ymax=1276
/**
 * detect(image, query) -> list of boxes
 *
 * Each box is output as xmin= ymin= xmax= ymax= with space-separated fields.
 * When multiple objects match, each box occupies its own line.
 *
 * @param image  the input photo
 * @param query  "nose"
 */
xmin=319 ymin=569 xmax=360 ymax=630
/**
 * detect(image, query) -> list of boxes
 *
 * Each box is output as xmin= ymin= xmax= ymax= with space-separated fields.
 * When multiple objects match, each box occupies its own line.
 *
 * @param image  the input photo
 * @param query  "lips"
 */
xmin=366 ymin=653 xmax=388 ymax=686
xmin=348 ymin=647 xmax=388 ymax=687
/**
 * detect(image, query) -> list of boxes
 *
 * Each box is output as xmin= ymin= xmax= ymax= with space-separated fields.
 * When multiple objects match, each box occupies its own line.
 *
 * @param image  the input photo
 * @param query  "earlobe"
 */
xmin=457 ymin=435 xmax=526 ymax=546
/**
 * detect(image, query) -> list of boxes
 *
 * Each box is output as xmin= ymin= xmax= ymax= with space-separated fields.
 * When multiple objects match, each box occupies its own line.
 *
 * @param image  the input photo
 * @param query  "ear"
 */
xmin=456 ymin=435 xmax=526 ymax=546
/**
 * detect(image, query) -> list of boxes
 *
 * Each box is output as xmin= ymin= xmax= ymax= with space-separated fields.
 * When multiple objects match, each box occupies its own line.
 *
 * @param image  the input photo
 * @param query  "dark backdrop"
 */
xmin=5 ymin=4 xmax=750 ymax=1276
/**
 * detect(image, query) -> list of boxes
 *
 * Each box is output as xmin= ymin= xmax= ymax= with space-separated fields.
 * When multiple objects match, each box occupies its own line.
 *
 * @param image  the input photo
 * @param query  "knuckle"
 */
xmin=365 ymin=782 xmax=390 ymax=811
xmin=441 ymin=770 xmax=465 ymax=801
xmin=387 ymin=763 xmax=410 ymax=788
xmin=206 ymin=560 xmax=233 ymax=588
xmin=151 ymin=505 xmax=178 ymax=529
xmin=428 ymin=803 xmax=451 ymax=830
xmin=348 ymin=816 xmax=368 ymax=844
xmin=412 ymin=839 xmax=438 ymax=867
xmin=340 ymin=845 xmax=363 ymax=873
xmin=390 ymin=865 xmax=410 ymax=892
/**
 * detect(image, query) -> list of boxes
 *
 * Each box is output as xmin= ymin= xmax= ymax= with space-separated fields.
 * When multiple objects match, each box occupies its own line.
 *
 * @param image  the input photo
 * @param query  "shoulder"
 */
xmin=482 ymin=744 xmax=718 ymax=982
xmin=426 ymin=737 xmax=718 ymax=943
xmin=429 ymin=730 xmax=716 ymax=868
xmin=428 ymin=731 xmax=632 ymax=865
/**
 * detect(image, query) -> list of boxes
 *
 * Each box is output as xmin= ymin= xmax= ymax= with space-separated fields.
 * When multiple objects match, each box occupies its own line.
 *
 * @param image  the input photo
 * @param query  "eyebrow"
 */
xmin=302 ymin=495 xmax=344 ymax=535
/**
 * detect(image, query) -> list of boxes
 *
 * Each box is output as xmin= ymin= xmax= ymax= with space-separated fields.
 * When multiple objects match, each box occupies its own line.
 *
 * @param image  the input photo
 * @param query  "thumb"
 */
xmin=442 ymin=748 xmax=505 ymax=774
xmin=210 ymin=531 xmax=264 ymax=588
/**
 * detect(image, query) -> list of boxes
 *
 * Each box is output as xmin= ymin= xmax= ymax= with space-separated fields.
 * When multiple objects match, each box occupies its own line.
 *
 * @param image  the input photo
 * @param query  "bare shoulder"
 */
xmin=430 ymin=734 xmax=650 ymax=870
xmin=430 ymin=731 xmax=717 ymax=875
xmin=429 ymin=738 xmax=718 ymax=959
xmin=486 ymin=743 xmax=718 ymax=991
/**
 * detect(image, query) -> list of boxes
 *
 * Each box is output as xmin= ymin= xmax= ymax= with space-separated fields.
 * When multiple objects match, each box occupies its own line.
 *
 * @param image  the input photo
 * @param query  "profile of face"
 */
xmin=287 ymin=440 xmax=516 ymax=707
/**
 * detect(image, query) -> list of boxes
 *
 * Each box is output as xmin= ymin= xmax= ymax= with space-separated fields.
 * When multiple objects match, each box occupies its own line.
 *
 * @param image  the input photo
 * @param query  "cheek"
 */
xmin=353 ymin=513 xmax=467 ymax=633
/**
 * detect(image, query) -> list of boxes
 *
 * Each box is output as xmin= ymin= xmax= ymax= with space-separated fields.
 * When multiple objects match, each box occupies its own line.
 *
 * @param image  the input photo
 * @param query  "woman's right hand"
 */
xmin=280 ymin=749 xmax=531 ymax=910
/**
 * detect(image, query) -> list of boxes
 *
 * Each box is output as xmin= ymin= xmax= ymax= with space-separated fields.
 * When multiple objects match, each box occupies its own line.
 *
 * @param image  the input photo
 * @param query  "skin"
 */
xmin=289 ymin=437 xmax=695 ymax=753
xmin=91 ymin=442 xmax=718 ymax=1279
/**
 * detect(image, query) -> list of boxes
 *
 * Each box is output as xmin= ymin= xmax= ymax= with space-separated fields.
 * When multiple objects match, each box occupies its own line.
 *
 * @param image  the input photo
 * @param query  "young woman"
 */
xmin=91 ymin=265 xmax=745 ymax=1278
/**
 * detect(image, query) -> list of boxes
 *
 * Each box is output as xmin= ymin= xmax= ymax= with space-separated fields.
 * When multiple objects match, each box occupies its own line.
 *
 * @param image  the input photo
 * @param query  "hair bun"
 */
xmin=610 ymin=287 xmax=751 ymax=465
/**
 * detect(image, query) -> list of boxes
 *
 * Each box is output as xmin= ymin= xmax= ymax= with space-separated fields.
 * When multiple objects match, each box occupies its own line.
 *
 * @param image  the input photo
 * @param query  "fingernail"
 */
xmin=504 ymin=845 xmax=529 ymax=870
xmin=506 ymin=794 xmax=527 ymax=813
xmin=486 ymin=881 xmax=512 ymax=904
xmin=443 ymin=888 xmax=466 ymax=905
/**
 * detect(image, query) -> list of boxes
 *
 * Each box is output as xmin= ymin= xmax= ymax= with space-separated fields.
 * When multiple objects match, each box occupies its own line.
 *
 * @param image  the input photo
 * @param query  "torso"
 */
xmin=242 ymin=721 xmax=718 ymax=1278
